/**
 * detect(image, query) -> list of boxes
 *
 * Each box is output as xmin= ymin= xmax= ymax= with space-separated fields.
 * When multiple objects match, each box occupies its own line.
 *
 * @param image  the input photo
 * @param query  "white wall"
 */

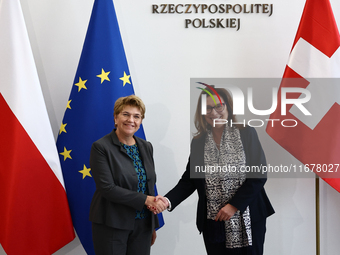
xmin=1 ymin=0 xmax=340 ymax=254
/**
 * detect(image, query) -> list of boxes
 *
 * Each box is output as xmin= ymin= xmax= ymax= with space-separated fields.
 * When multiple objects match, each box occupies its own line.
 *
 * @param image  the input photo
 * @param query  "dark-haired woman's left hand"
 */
xmin=215 ymin=204 xmax=238 ymax=221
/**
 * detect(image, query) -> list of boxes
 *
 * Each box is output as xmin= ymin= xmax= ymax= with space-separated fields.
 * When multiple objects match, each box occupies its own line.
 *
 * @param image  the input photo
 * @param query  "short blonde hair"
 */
xmin=113 ymin=95 xmax=146 ymax=119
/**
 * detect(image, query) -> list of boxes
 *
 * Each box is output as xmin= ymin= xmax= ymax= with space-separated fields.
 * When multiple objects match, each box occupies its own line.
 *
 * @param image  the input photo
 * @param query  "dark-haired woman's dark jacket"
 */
xmin=165 ymin=126 xmax=274 ymax=233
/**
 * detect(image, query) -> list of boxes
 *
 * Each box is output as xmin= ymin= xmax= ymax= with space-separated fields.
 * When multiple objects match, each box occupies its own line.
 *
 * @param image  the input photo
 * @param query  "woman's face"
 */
xmin=204 ymin=95 xmax=228 ymax=129
xmin=114 ymin=105 xmax=142 ymax=137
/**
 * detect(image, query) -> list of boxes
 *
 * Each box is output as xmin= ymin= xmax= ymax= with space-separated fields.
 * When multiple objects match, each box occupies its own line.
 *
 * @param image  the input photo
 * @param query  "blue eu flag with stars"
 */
xmin=56 ymin=0 xmax=164 ymax=254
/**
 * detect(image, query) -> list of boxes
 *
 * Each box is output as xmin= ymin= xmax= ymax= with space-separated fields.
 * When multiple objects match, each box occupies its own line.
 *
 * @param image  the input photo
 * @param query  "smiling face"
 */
xmin=204 ymin=95 xmax=228 ymax=130
xmin=114 ymin=105 xmax=142 ymax=138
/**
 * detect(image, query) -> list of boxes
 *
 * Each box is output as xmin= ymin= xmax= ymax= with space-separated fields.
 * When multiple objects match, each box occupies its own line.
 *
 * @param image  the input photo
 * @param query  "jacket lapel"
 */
xmin=110 ymin=129 xmax=131 ymax=156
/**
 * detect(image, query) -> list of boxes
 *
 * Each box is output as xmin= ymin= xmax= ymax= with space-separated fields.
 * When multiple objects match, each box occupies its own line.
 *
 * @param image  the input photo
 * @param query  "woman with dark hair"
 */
xmin=156 ymin=86 xmax=274 ymax=255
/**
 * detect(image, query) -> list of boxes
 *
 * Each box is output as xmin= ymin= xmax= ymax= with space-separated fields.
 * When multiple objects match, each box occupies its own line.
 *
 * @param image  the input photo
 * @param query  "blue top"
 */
xmin=121 ymin=143 xmax=150 ymax=219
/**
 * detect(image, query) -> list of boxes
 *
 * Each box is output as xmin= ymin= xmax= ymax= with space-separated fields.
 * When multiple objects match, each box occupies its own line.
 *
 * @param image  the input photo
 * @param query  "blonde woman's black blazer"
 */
xmin=89 ymin=129 xmax=159 ymax=230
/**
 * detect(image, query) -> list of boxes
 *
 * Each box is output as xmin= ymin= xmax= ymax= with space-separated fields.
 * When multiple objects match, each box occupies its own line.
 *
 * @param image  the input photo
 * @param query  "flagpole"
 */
xmin=315 ymin=176 xmax=320 ymax=255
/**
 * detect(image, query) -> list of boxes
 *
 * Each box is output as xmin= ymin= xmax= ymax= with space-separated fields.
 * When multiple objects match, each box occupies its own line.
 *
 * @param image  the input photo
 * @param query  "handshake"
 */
xmin=145 ymin=195 xmax=169 ymax=214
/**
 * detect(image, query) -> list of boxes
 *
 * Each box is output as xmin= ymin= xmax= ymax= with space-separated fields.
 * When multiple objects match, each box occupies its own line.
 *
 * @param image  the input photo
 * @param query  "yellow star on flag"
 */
xmin=75 ymin=77 xmax=87 ymax=92
xmin=97 ymin=68 xmax=110 ymax=84
xmin=66 ymin=100 xmax=72 ymax=109
xmin=59 ymin=147 xmax=72 ymax=161
xmin=119 ymin=71 xmax=131 ymax=86
xmin=59 ymin=122 xmax=67 ymax=134
xmin=79 ymin=165 xmax=92 ymax=179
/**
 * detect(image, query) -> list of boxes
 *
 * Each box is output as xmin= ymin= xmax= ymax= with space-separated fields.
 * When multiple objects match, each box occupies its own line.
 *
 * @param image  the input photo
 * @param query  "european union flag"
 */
xmin=56 ymin=0 xmax=164 ymax=254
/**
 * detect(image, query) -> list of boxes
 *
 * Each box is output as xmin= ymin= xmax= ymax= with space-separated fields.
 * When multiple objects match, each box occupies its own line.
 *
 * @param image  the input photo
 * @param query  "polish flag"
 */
xmin=0 ymin=0 xmax=75 ymax=254
xmin=266 ymin=0 xmax=340 ymax=192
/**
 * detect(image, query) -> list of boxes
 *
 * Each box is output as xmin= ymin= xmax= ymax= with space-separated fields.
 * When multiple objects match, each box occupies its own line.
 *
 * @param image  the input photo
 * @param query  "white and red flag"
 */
xmin=267 ymin=0 xmax=340 ymax=192
xmin=0 ymin=0 xmax=75 ymax=254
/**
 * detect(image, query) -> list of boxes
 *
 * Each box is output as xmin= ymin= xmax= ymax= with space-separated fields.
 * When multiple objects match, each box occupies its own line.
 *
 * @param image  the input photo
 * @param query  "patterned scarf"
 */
xmin=204 ymin=126 xmax=252 ymax=249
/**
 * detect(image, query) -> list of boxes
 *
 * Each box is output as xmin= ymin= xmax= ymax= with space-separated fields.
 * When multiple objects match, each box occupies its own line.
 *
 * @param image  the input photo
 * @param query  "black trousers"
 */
xmin=203 ymin=218 xmax=267 ymax=255
xmin=92 ymin=217 xmax=152 ymax=255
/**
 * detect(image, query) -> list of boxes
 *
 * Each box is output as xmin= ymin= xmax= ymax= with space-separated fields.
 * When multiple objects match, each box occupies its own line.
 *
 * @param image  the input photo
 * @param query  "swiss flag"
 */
xmin=266 ymin=0 xmax=340 ymax=192
xmin=0 ymin=0 xmax=75 ymax=254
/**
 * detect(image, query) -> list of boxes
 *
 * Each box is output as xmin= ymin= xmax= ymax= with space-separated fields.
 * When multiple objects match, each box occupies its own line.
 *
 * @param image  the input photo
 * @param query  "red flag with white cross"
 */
xmin=266 ymin=0 xmax=340 ymax=192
